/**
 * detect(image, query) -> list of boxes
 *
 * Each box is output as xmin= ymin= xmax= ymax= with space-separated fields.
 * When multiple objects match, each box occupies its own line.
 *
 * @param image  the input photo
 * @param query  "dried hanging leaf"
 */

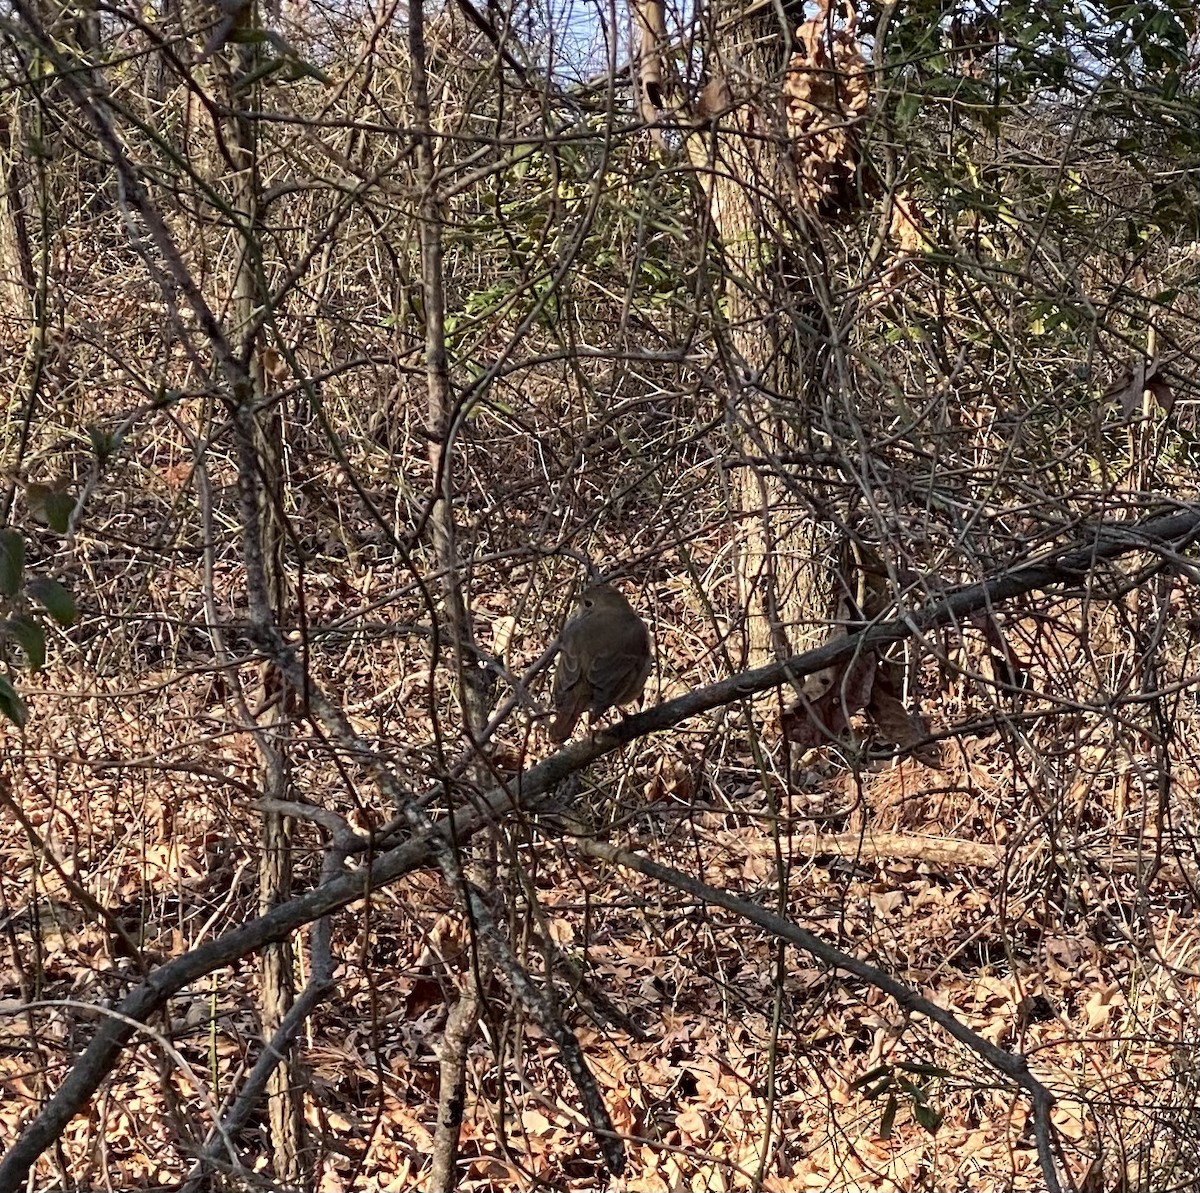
xmin=643 ymin=756 xmax=695 ymax=804
xmin=694 ymin=74 xmax=733 ymax=128
xmin=782 ymin=646 xmax=875 ymax=748
xmin=1146 ymin=372 xmax=1174 ymax=414
xmin=946 ymin=14 xmax=1000 ymax=79
xmin=632 ymin=0 xmax=669 ymax=131
xmin=1104 ymin=357 xmax=1175 ymax=418
xmin=970 ymin=610 xmax=1029 ymax=689
xmin=491 ymin=613 xmax=516 ymax=658
xmin=888 ymin=189 xmax=931 ymax=256
xmin=865 ymin=689 xmax=943 ymax=769
xmin=261 ymin=344 xmax=290 ymax=384
xmin=783 ymin=0 xmax=871 ymax=215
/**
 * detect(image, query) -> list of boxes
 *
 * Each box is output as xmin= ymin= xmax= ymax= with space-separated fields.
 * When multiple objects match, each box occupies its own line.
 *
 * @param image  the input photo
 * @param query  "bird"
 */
xmin=548 ymin=583 xmax=652 ymax=743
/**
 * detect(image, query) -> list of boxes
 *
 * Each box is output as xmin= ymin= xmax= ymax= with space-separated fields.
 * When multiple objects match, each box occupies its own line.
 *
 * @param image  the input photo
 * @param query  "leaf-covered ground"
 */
xmin=4 ymin=562 xmax=1199 ymax=1191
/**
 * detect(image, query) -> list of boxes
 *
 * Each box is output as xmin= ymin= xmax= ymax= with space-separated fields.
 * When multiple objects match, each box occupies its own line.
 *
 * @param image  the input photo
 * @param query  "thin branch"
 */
xmin=179 ymin=805 xmax=354 ymax=1193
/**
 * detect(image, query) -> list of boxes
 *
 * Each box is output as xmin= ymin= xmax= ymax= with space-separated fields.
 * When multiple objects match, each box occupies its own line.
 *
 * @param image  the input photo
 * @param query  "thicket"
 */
xmin=0 ymin=0 xmax=1198 ymax=1188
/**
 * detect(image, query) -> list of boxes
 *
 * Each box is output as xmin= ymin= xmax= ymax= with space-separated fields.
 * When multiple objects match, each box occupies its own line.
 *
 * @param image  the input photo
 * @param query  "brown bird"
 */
xmin=548 ymin=583 xmax=652 ymax=743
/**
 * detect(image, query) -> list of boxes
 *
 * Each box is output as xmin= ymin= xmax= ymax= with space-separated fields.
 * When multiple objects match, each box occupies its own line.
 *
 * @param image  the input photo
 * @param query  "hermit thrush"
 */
xmin=548 ymin=583 xmax=652 ymax=742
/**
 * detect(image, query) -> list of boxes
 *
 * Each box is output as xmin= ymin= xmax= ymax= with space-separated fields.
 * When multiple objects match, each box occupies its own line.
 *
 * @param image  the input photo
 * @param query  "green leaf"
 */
xmin=42 ymin=490 xmax=75 ymax=534
xmin=28 ymin=578 xmax=76 ymax=627
xmin=880 ymin=1093 xmax=898 ymax=1140
xmin=0 ymin=530 xmax=24 ymax=597
xmin=4 ymin=616 xmax=46 ymax=670
xmin=896 ymin=1061 xmax=953 ymax=1079
xmin=280 ymin=56 xmax=330 ymax=84
xmin=230 ymin=26 xmax=271 ymax=43
xmin=0 ymin=675 xmax=28 ymax=727
xmin=913 ymin=1099 xmax=943 ymax=1135
xmin=88 ymin=424 xmax=114 ymax=464
xmin=234 ymin=55 xmax=287 ymax=89
xmin=895 ymin=93 xmax=922 ymax=124
xmin=851 ymin=1064 xmax=893 ymax=1091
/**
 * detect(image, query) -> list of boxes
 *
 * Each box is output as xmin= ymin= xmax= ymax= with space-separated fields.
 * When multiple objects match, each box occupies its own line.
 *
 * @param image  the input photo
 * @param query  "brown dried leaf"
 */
xmin=783 ymin=0 xmax=870 ymax=213
xmin=888 ymin=190 xmax=931 ymax=256
xmin=1147 ymin=372 xmax=1175 ymax=414
xmin=866 ymin=690 xmax=943 ymax=768
xmin=971 ymin=611 xmax=1029 ymax=689
xmin=675 ymin=1106 xmax=707 ymax=1138
xmin=783 ymin=649 xmax=875 ymax=747
xmin=260 ymin=344 xmax=289 ymax=384
xmin=1104 ymin=357 xmax=1174 ymax=418
xmin=491 ymin=613 xmax=516 ymax=658
xmin=643 ymin=755 xmax=695 ymax=804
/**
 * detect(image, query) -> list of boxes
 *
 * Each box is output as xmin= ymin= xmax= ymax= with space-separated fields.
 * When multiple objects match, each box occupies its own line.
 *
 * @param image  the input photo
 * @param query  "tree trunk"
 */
xmin=719 ymin=8 xmax=848 ymax=663
xmin=0 ymin=103 xmax=34 ymax=339
xmin=651 ymin=0 xmax=869 ymax=665
xmin=214 ymin=9 xmax=308 ymax=1183
xmin=408 ymin=3 xmax=493 ymax=1184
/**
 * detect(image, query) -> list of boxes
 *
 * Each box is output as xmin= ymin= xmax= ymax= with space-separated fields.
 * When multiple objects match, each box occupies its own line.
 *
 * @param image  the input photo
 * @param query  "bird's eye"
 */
xmin=583 ymin=598 xmax=594 ymax=608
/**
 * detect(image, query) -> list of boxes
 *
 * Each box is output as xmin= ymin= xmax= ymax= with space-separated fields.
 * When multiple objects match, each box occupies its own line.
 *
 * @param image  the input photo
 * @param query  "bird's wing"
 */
xmin=549 ymin=684 xmax=588 ymax=743
xmin=552 ymin=644 xmax=583 ymax=705
xmin=586 ymin=647 xmax=650 ymax=714
xmin=549 ymin=643 xmax=588 ymax=742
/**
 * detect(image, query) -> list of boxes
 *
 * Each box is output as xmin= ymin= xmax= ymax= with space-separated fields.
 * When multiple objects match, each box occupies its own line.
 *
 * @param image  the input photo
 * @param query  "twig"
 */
xmin=242 ymin=620 xmax=627 ymax=1177
xmin=179 ymin=805 xmax=355 ymax=1192
xmin=730 ymin=830 xmax=999 ymax=868
xmin=428 ymin=977 xmax=482 ymax=1191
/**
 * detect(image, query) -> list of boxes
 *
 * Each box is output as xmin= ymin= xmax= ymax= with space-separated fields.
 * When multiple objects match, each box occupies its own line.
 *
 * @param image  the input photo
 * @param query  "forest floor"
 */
xmin=3 ymin=563 xmax=1199 ymax=1192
